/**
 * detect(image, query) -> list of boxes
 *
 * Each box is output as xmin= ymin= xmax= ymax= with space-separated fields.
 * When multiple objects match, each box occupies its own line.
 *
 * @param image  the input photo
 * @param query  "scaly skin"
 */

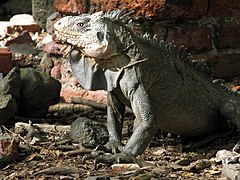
xmin=54 ymin=10 xmax=240 ymax=160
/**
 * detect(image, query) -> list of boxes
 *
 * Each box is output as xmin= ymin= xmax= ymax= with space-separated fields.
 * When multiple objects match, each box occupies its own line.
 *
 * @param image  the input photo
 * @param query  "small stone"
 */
xmin=111 ymin=163 xmax=140 ymax=171
xmin=0 ymin=132 xmax=19 ymax=168
xmin=215 ymin=149 xmax=240 ymax=165
xmin=69 ymin=117 xmax=109 ymax=148
xmin=194 ymin=159 xmax=211 ymax=171
xmin=222 ymin=164 xmax=240 ymax=180
xmin=175 ymin=158 xmax=190 ymax=166
xmin=208 ymin=169 xmax=221 ymax=175
xmin=169 ymin=173 xmax=178 ymax=178
xmin=168 ymin=163 xmax=183 ymax=170
xmin=152 ymin=147 xmax=166 ymax=156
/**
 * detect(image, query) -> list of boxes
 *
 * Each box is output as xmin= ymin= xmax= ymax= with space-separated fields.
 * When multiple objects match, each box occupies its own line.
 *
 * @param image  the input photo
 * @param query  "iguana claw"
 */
xmin=104 ymin=140 xmax=124 ymax=154
xmin=83 ymin=151 xmax=135 ymax=168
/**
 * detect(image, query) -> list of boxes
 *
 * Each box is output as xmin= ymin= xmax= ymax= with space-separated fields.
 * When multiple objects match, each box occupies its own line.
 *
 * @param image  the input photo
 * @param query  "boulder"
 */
xmin=69 ymin=117 xmax=109 ymax=148
xmin=19 ymin=68 xmax=61 ymax=117
xmin=0 ymin=67 xmax=21 ymax=124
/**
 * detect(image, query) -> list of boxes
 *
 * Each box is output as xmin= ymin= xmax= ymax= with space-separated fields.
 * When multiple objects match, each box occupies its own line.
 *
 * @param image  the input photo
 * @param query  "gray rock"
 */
xmin=0 ymin=67 xmax=21 ymax=100
xmin=32 ymin=0 xmax=55 ymax=29
xmin=46 ymin=12 xmax=61 ymax=34
xmin=222 ymin=164 xmax=240 ymax=180
xmin=19 ymin=68 xmax=61 ymax=118
xmin=215 ymin=149 xmax=240 ymax=180
xmin=215 ymin=149 xmax=240 ymax=165
xmin=69 ymin=117 xmax=109 ymax=148
xmin=0 ymin=0 xmax=32 ymax=19
xmin=5 ymin=31 xmax=38 ymax=56
xmin=0 ymin=67 xmax=21 ymax=124
xmin=0 ymin=95 xmax=18 ymax=125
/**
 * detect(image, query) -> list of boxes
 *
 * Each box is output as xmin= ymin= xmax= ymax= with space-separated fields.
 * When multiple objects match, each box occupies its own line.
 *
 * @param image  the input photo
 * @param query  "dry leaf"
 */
xmin=25 ymin=153 xmax=38 ymax=161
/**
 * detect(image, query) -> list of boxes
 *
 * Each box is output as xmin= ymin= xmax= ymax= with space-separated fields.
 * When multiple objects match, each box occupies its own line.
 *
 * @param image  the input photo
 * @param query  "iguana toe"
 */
xmin=104 ymin=140 xmax=124 ymax=154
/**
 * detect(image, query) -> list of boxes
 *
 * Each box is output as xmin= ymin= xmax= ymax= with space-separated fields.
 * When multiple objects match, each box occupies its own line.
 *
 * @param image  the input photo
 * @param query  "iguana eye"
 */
xmin=77 ymin=22 xmax=84 ymax=27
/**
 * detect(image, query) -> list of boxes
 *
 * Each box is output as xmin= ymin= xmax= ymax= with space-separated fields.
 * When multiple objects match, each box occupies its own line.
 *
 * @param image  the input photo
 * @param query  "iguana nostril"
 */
xmin=97 ymin=32 xmax=104 ymax=41
xmin=57 ymin=21 xmax=61 ymax=26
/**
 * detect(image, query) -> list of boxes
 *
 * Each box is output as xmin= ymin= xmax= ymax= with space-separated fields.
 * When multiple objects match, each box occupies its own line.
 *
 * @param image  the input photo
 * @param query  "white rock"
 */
xmin=10 ymin=14 xmax=36 ymax=25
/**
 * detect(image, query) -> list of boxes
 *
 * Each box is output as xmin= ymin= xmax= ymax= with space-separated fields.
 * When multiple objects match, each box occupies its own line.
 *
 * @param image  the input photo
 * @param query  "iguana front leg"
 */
xmin=122 ymin=85 xmax=159 ymax=156
xmin=105 ymin=90 xmax=126 ymax=153
xmin=86 ymin=85 xmax=159 ymax=164
xmin=107 ymin=85 xmax=159 ymax=156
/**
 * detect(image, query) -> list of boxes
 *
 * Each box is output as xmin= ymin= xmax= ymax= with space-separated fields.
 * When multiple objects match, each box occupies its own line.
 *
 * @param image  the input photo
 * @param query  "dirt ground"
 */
xmin=0 ymin=104 xmax=239 ymax=180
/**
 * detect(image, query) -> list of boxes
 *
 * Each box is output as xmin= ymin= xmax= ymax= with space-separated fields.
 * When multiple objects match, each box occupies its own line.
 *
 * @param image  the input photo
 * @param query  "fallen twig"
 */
xmin=15 ymin=115 xmax=78 ymax=124
xmin=63 ymin=148 xmax=92 ymax=156
xmin=71 ymin=97 xmax=107 ymax=110
xmin=49 ymin=144 xmax=78 ymax=151
xmin=33 ymin=166 xmax=78 ymax=176
xmin=71 ymin=97 xmax=133 ymax=114
xmin=15 ymin=122 xmax=70 ymax=133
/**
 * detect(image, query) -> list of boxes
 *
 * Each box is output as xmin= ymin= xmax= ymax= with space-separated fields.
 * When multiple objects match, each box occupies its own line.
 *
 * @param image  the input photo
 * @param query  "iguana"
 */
xmin=54 ymin=10 xmax=240 ymax=162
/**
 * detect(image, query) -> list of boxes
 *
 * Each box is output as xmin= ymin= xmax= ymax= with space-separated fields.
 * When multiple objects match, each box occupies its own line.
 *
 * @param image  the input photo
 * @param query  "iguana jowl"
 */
xmin=54 ymin=10 xmax=240 ymax=159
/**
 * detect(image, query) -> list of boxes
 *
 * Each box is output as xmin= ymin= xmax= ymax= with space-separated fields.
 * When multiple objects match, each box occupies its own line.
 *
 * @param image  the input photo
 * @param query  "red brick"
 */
xmin=54 ymin=0 xmax=88 ymax=14
xmin=209 ymin=0 xmax=240 ymax=17
xmin=5 ymin=24 xmax=41 ymax=34
xmin=60 ymin=87 xmax=107 ymax=103
xmin=191 ymin=54 xmax=240 ymax=79
xmin=161 ymin=0 xmax=208 ymax=20
xmin=215 ymin=20 xmax=240 ymax=49
xmin=151 ymin=21 xmax=167 ymax=38
xmin=54 ymin=0 xmax=208 ymax=19
xmin=88 ymin=0 xmax=166 ymax=18
xmin=210 ymin=54 xmax=240 ymax=79
xmin=166 ymin=26 xmax=213 ymax=52
xmin=0 ymin=48 xmax=13 ymax=74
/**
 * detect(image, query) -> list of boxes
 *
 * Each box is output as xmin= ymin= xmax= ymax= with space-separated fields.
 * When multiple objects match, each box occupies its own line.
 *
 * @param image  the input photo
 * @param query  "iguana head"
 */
xmin=54 ymin=10 xmax=134 ymax=91
xmin=54 ymin=11 xmax=128 ymax=59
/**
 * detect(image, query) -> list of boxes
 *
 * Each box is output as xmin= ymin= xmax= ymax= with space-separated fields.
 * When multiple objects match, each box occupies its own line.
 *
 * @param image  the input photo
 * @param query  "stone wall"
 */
xmin=54 ymin=0 xmax=240 ymax=79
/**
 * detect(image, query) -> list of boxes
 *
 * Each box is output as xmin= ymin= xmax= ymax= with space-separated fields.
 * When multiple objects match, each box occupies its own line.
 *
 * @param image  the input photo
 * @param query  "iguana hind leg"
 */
xmin=220 ymin=99 xmax=240 ymax=130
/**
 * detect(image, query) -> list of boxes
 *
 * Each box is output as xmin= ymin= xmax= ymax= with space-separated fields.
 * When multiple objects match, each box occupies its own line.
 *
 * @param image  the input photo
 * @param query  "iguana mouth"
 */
xmin=54 ymin=30 xmax=82 ymax=47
